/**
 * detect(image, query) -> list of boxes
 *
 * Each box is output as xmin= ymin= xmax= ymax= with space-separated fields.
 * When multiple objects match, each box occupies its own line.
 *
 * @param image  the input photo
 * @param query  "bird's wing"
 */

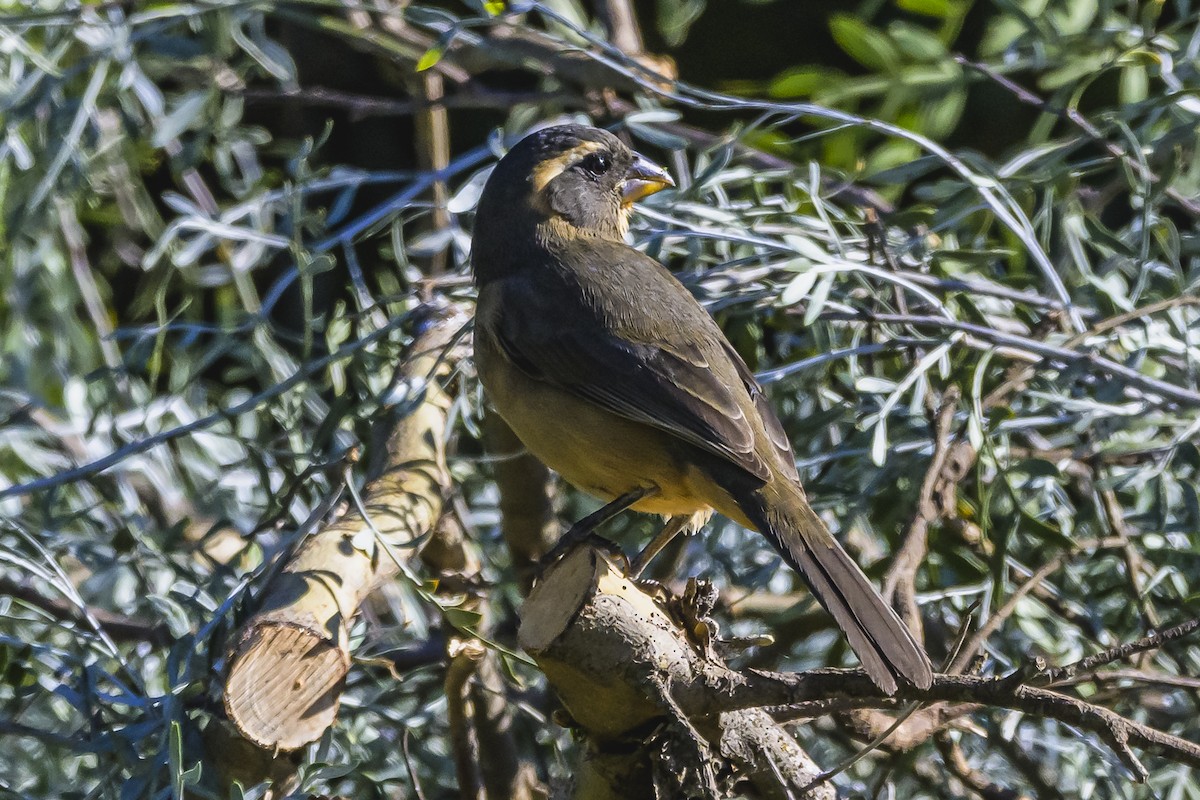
xmin=486 ymin=259 xmax=776 ymax=484
xmin=494 ymin=317 xmax=773 ymax=483
xmin=720 ymin=339 xmax=799 ymax=483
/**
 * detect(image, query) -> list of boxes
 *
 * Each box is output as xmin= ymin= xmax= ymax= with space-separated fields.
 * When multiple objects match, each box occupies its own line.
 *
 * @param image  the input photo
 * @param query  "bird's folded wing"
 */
xmin=717 ymin=339 xmax=799 ymax=482
xmin=491 ymin=308 xmax=772 ymax=484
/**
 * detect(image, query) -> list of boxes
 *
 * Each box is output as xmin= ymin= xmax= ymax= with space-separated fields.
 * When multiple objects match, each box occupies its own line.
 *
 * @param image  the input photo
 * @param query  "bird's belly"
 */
xmin=476 ymin=331 xmax=712 ymax=517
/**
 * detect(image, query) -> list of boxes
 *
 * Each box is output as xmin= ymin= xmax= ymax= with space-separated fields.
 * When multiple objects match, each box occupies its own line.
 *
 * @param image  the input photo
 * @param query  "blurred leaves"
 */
xmin=655 ymin=0 xmax=708 ymax=46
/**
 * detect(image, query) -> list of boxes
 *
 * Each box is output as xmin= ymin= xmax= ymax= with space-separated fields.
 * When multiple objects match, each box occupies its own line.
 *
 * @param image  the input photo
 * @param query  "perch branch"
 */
xmin=520 ymin=545 xmax=1200 ymax=794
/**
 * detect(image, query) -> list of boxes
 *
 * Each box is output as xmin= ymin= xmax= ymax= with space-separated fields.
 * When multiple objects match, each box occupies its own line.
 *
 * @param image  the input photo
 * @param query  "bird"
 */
xmin=470 ymin=123 xmax=933 ymax=694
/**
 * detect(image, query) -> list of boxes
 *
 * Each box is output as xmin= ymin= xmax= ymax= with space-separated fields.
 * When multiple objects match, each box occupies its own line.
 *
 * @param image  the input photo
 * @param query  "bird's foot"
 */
xmin=667 ymin=578 xmax=721 ymax=661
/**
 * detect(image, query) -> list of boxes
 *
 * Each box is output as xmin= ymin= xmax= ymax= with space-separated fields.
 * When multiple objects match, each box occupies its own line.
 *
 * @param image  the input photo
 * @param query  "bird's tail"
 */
xmin=740 ymin=479 xmax=934 ymax=694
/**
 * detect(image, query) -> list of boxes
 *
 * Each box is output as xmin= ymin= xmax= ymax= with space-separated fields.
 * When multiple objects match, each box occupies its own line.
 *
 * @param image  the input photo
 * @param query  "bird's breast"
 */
xmin=474 ymin=295 xmax=720 ymax=518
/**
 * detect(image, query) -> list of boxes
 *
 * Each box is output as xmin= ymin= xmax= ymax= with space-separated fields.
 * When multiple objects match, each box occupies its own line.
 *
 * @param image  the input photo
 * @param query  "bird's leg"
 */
xmin=541 ymin=486 xmax=655 ymax=565
xmin=630 ymin=515 xmax=689 ymax=578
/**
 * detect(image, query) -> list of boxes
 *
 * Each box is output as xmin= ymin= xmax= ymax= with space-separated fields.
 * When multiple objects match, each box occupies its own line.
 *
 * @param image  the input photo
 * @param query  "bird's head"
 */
xmin=472 ymin=125 xmax=674 ymax=273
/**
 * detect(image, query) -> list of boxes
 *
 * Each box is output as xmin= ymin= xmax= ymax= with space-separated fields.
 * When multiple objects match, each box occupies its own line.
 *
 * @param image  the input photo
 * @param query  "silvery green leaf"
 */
xmin=871 ymin=420 xmax=888 ymax=466
xmin=803 ymin=272 xmax=836 ymax=325
xmin=780 ymin=264 xmax=818 ymax=306
xmin=627 ymin=122 xmax=688 ymax=151
xmin=856 ymin=376 xmax=898 ymax=393
xmin=408 ymin=227 xmax=455 ymax=257
xmin=447 ymin=166 xmax=494 ymax=214
xmin=784 ymin=234 xmax=830 ymax=262
xmin=152 ymin=91 xmax=208 ymax=148
xmin=625 ymin=109 xmax=682 ymax=125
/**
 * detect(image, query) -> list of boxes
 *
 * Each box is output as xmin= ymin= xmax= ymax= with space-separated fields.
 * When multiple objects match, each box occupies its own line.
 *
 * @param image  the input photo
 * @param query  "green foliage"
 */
xmin=2 ymin=0 xmax=1199 ymax=797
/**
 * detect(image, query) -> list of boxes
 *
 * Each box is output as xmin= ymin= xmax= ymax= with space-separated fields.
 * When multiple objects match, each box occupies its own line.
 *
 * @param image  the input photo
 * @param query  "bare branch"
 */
xmin=740 ymin=671 xmax=1199 ymax=781
xmin=1041 ymin=618 xmax=1200 ymax=687
xmin=883 ymin=384 xmax=961 ymax=638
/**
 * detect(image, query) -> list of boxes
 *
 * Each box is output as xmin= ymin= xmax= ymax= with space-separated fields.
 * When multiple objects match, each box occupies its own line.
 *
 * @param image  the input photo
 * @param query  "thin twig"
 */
xmin=1049 ymin=668 xmax=1200 ymax=691
xmin=883 ymin=385 xmax=961 ymax=637
xmin=798 ymin=699 xmax=925 ymax=793
xmin=948 ymin=538 xmax=1127 ymax=675
xmin=1041 ymin=619 xmax=1200 ymax=687
xmin=1098 ymin=487 xmax=1160 ymax=629
xmin=402 ymin=729 xmax=430 ymax=800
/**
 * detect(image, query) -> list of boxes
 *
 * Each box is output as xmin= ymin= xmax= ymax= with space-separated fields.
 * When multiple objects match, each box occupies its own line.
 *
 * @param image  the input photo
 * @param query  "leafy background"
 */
xmin=2 ymin=0 xmax=1199 ymax=797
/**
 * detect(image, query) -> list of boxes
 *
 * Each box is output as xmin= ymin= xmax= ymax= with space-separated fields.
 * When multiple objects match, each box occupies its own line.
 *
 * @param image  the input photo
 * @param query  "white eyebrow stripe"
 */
xmin=530 ymin=141 xmax=606 ymax=192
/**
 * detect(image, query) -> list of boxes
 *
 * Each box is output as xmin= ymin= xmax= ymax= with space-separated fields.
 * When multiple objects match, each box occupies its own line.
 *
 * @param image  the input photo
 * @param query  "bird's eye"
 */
xmin=579 ymin=152 xmax=612 ymax=177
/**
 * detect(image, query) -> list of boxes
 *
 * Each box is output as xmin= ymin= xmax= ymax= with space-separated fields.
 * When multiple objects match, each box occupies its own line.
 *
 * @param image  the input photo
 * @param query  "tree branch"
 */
xmin=1040 ymin=618 xmax=1200 ymax=687
xmin=519 ymin=545 xmax=1200 ymax=795
xmin=731 ymin=670 xmax=1200 ymax=781
xmin=882 ymin=384 xmax=960 ymax=639
xmin=221 ymin=306 xmax=467 ymax=751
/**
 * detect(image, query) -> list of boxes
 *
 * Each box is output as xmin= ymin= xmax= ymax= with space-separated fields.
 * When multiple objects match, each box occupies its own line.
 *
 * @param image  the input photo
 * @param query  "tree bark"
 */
xmin=222 ymin=308 xmax=465 ymax=750
xmin=519 ymin=546 xmax=834 ymax=799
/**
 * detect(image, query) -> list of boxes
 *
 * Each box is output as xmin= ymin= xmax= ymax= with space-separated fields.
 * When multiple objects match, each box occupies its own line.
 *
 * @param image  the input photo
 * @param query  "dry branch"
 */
xmin=519 ymin=545 xmax=835 ymax=799
xmin=736 ymin=671 xmax=1200 ymax=782
xmin=471 ymin=650 xmax=544 ymax=800
xmin=447 ymin=637 xmax=488 ymax=800
xmin=882 ymin=384 xmax=960 ymax=639
xmin=519 ymin=545 xmax=1200 ymax=795
xmin=222 ymin=308 xmax=466 ymax=750
xmin=1040 ymin=618 xmax=1200 ymax=687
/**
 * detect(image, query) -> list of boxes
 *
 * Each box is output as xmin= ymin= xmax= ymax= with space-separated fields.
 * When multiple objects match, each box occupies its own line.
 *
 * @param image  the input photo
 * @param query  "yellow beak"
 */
xmin=621 ymin=152 xmax=675 ymax=205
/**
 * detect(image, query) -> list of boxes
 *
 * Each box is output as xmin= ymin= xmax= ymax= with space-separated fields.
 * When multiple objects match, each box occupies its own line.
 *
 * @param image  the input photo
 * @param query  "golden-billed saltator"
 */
xmin=471 ymin=124 xmax=932 ymax=694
